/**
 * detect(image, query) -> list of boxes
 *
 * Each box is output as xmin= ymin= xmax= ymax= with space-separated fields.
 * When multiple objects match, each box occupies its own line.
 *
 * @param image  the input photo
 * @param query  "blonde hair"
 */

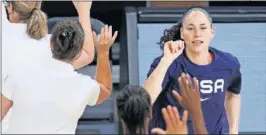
xmin=11 ymin=1 xmax=48 ymax=40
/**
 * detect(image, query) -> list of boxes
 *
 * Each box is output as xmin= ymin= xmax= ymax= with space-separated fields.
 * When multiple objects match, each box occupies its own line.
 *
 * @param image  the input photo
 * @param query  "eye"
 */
xmin=187 ymin=27 xmax=193 ymax=31
xmin=201 ymin=27 xmax=207 ymax=30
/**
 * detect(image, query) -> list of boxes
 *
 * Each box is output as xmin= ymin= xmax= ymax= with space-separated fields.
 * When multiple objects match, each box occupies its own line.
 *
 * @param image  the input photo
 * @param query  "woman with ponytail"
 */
xmin=1 ymin=1 xmax=116 ymax=134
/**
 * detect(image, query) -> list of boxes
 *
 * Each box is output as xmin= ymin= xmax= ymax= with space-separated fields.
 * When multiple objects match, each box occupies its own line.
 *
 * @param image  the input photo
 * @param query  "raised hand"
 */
xmin=172 ymin=73 xmax=208 ymax=134
xmin=151 ymin=105 xmax=188 ymax=134
xmin=173 ymin=73 xmax=201 ymax=115
xmin=93 ymin=25 xmax=118 ymax=53
xmin=163 ymin=40 xmax=184 ymax=62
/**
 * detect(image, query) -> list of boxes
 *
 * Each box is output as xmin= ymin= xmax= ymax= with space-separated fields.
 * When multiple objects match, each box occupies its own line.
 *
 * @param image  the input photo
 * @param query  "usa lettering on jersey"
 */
xmin=200 ymin=79 xmax=224 ymax=94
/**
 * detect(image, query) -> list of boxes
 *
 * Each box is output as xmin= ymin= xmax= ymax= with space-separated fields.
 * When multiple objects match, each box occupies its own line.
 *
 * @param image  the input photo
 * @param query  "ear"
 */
xmin=211 ymin=27 xmax=215 ymax=39
xmin=180 ymin=27 xmax=184 ymax=40
xmin=50 ymin=40 xmax=54 ymax=49
xmin=7 ymin=3 xmax=14 ymax=14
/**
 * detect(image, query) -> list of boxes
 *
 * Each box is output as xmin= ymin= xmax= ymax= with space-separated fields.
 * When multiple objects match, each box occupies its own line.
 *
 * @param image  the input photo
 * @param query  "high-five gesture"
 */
xmin=93 ymin=25 xmax=118 ymax=53
xmin=172 ymin=73 xmax=208 ymax=134
xmin=151 ymin=106 xmax=188 ymax=134
xmin=173 ymin=73 xmax=201 ymax=114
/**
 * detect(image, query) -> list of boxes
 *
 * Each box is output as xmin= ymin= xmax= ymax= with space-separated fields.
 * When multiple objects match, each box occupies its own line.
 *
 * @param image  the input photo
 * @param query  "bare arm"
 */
xmin=173 ymin=73 xmax=208 ymax=134
xmin=190 ymin=110 xmax=208 ymax=134
xmin=72 ymin=2 xmax=95 ymax=69
xmin=225 ymin=91 xmax=241 ymax=134
xmin=144 ymin=40 xmax=184 ymax=104
xmin=1 ymin=94 xmax=13 ymax=121
xmin=143 ymin=57 xmax=172 ymax=104
xmin=94 ymin=26 xmax=118 ymax=104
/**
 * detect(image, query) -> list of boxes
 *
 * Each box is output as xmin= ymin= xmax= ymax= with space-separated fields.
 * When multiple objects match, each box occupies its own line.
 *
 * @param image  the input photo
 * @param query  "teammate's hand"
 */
xmin=93 ymin=25 xmax=118 ymax=53
xmin=72 ymin=1 xmax=92 ymax=14
xmin=163 ymin=40 xmax=184 ymax=62
xmin=172 ymin=73 xmax=201 ymax=115
xmin=151 ymin=105 xmax=188 ymax=134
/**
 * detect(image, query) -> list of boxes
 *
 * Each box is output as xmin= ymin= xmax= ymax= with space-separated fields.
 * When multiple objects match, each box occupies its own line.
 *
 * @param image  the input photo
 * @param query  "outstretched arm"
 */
xmin=93 ymin=25 xmax=118 ymax=104
xmin=72 ymin=1 xmax=95 ymax=69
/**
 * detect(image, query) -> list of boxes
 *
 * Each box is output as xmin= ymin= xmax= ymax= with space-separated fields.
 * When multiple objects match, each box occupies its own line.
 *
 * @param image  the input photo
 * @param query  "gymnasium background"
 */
xmin=6 ymin=1 xmax=266 ymax=134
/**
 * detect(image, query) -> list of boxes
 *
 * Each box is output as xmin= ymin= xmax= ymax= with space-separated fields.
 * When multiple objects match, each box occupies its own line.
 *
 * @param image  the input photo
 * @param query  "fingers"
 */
xmin=181 ymin=73 xmax=190 ymax=92
xmin=181 ymin=73 xmax=189 ymax=94
xmin=173 ymin=107 xmax=181 ymax=123
xmin=162 ymin=108 xmax=171 ymax=127
xmin=104 ymin=25 xmax=108 ymax=41
xmin=186 ymin=74 xmax=193 ymax=91
xmin=182 ymin=110 xmax=188 ymax=124
xmin=164 ymin=41 xmax=172 ymax=52
xmin=151 ymin=128 xmax=166 ymax=134
xmin=167 ymin=105 xmax=178 ymax=126
xmin=92 ymin=31 xmax=97 ymax=43
xmin=108 ymin=25 xmax=112 ymax=39
xmin=100 ymin=28 xmax=104 ymax=41
xmin=111 ymin=31 xmax=118 ymax=42
xmin=193 ymin=77 xmax=199 ymax=92
xmin=172 ymin=90 xmax=182 ymax=104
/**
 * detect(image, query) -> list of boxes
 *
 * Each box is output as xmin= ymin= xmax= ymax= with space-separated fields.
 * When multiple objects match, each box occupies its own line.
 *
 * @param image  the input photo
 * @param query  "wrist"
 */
xmin=229 ymin=127 xmax=238 ymax=134
xmin=190 ymin=108 xmax=203 ymax=120
xmin=97 ymin=50 xmax=109 ymax=56
xmin=161 ymin=57 xmax=174 ymax=66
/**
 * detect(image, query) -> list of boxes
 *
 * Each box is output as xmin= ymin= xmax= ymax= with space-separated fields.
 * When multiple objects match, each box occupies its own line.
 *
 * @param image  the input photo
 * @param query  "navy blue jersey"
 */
xmin=147 ymin=47 xmax=242 ymax=134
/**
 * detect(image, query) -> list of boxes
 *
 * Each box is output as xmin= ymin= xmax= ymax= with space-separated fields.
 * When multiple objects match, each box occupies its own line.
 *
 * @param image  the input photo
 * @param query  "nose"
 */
xmin=194 ymin=28 xmax=201 ymax=38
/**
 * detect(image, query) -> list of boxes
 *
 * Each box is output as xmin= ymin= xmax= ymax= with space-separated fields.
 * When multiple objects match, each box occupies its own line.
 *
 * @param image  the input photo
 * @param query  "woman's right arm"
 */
xmin=93 ymin=25 xmax=118 ymax=105
xmin=143 ymin=40 xmax=184 ymax=104
xmin=72 ymin=1 xmax=95 ymax=69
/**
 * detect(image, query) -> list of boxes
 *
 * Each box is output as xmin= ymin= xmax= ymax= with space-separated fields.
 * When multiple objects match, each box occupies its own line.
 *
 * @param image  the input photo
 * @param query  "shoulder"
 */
xmin=211 ymin=47 xmax=240 ymax=69
xmin=77 ymin=74 xmax=100 ymax=92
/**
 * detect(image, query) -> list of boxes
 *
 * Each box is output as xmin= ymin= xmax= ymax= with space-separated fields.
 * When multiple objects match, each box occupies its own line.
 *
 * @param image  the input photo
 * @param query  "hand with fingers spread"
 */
xmin=163 ymin=40 xmax=184 ymax=63
xmin=93 ymin=25 xmax=118 ymax=53
xmin=151 ymin=106 xmax=188 ymax=135
xmin=173 ymin=73 xmax=201 ymax=114
xmin=172 ymin=73 xmax=208 ymax=134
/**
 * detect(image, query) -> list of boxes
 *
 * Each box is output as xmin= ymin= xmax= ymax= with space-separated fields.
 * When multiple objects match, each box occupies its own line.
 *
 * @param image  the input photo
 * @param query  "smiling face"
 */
xmin=181 ymin=9 xmax=214 ymax=54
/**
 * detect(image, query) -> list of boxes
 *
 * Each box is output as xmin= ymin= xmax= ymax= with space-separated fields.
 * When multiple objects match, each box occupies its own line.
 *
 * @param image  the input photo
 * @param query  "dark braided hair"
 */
xmin=158 ymin=7 xmax=213 ymax=50
xmin=116 ymin=85 xmax=151 ymax=134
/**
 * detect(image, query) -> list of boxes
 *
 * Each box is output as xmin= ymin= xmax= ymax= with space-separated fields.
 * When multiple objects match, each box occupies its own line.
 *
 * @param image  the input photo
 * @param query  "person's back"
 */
xmin=4 ymin=58 xmax=99 ymax=134
xmin=2 ymin=1 xmax=50 ymax=78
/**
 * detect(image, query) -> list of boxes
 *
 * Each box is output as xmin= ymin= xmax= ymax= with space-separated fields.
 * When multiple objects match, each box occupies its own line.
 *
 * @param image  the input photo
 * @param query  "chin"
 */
xmin=190 ymin=46 xmax=204 ymax=54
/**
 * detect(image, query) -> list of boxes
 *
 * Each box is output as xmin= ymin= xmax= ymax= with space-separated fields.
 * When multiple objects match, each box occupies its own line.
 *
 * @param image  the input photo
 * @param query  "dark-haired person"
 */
xmin=2 ymin=1 xmax=96 ymax=132
xmin=1 ymin=2 xmax=117 ymax=134
xmin=2 ymin=1 xmax=96 ymax=73
xmin=116 ymin=85 xmax=188 ymax=134
xmin=144 ymin=7 xmax=242 ymax=134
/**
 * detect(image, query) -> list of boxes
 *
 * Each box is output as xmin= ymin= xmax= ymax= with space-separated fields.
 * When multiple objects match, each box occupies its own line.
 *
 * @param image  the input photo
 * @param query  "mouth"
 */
xmin=192 ymin=40 xmax=204 ymax=45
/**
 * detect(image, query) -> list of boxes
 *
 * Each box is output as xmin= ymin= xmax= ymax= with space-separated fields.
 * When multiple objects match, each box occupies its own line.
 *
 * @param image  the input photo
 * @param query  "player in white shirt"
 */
xmin=1 ymin=1 xmax=116 ymax=134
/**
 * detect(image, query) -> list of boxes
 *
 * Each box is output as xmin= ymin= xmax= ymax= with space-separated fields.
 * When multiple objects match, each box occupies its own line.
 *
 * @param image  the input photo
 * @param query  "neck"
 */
xmin=185 ymin=48 xmax=212 ymax=65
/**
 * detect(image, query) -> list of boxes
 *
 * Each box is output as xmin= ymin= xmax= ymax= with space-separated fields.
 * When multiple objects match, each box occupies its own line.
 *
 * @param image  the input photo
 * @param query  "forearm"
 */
xmin=143 ymin=57 xmax=172 ymax=104
xmin=191 ymin=110 xmax=208 ymax=134
xmin=78 ymin=11 xmax=95 ymax=62
xmin=225 ymin=91 xmax=241 ymax=134
xmin=95 ymin=52 xmax=112 ymax=91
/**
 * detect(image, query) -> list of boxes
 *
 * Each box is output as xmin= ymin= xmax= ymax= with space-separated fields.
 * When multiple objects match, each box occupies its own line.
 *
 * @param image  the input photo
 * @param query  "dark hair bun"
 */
xmin=58 ymin=30 xmax=76 ymax=51
xmin=51 ymin=20 xmax=84 ymax=60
